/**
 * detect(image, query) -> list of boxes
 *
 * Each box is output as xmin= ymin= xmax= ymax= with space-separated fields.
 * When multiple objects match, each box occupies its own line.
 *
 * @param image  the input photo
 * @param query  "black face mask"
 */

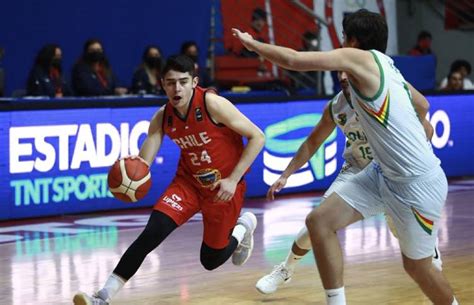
xmin=187 ymin=54 xmax=198 ymax=63
xmin=145 ymin=56 xmax=161 ymax=69
xmin=85 ymin=51 xmax=104 ymax=63
xmin=51 ymin=58 xmax=62 ymax=70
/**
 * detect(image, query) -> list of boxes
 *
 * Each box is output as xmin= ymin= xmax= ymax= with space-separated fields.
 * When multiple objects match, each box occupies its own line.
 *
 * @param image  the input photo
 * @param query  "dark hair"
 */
xmin=32 ymin=44 xmax=60 ymax=71
xmin=342 ymin=9 xmax=388 ymax=52
xmin=180 ymin=41 xmax=198 ymax=55
xmin=82 ymin=38 xmax=102 ymax=55
xmin=161 ymin=55 xmax=196 ymax=77
xmin=142 ymin=45 xmax=162 ymax=61
xmin=417 ymin=31 xmax=432 ymax=41
xmin=450 ymin=59 xmax=471 ymax=75
xmin=252 ymin=8 xmax=267 ymax=21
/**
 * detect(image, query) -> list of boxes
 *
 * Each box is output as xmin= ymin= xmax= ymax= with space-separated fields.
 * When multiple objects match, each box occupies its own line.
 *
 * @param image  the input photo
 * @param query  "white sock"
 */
xmin=284 ymin=251 xmax=303 ymax=270
xmin=325 ymin=287 xmax=346 ymax=305
xmin=232 ymin=224 xmax=246 ymax=244
xmin=99 ymin=273 xmax=126 ymax=301
xmin=452 ymin=296 xmax=459 ymax=305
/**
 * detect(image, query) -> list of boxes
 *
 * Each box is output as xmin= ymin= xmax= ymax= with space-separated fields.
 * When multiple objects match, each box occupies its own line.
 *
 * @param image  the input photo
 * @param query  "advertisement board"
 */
xmin=1 ymin=94 xmax=472 ymax=220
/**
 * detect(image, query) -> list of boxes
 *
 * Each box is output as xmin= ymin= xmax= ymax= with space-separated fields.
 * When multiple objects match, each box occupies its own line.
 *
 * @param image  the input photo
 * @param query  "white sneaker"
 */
xmin=432 ymin=240 xmax=443 ymax=271
xmin=73 ymin=291 xmax=109 ymax=305
xmin=232 ymin=212 xmax=257 ymax=266
xmin=256 ymin=262 xmax=294 ymax=294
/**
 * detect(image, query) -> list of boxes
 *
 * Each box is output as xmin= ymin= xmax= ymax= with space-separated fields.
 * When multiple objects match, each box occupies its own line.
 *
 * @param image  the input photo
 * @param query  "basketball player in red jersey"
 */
xmin=73 ymin=55 xmax=265 ymax=305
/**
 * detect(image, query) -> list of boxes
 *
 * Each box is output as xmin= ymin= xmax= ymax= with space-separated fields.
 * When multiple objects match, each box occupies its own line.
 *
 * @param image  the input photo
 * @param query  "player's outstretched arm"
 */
xmin=232 ymin=28 xmax=368 ymax=73
xmin=266 ymin=103 xmax=336 ymax=200
xmin=232 ymin=28 xmax=380 ymax=98
xmin=407 ymin=82 xmax=434 ymax=140
xmin=139 ymin=106 xmax=165 ymax=166
xmin=206 ymin=93 xmax=265 ymax=201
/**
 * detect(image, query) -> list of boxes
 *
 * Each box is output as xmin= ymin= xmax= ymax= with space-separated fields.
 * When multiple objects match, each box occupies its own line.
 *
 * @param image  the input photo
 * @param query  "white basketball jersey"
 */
xmin=349 ymin=50 xmax=440 ymax=179
xmin=330 ymin=91 xmax=372 ymax=169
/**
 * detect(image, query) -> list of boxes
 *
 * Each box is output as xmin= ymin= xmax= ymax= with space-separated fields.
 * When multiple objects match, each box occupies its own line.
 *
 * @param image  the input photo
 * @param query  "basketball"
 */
xmin=107 ymin=156 xmax=152 ymax=202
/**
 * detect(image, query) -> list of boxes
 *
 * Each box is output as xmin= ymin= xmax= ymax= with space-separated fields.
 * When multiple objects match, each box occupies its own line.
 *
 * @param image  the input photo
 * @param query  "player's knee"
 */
xmin=305 ymin=209 xmax=328 ymax=237
xmin=402 ymin=257 xmax=431 ymax=280
xmin=200 ymin=254 xmax=220 ymax=271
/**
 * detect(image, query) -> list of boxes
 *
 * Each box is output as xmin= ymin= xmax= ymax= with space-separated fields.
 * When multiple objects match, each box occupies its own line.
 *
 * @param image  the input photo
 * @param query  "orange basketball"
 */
xmin=107 ymin=156 xmax=152 ymax=202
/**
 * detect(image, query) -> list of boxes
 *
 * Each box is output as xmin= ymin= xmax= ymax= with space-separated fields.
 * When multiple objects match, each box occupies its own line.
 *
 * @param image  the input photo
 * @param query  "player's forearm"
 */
xmin=248 ymin=40 xmax=300 ymax=70
xmin=139 ymin=136 xmax=161 ymax=166
xmin=228 ymin=133 xmax=265 ymax=182
xmin=281 ymin=140 xmax=319 ymax=179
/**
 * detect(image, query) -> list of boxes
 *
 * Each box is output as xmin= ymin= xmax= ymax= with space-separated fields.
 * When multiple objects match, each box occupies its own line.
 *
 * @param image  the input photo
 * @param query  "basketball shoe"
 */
xmin=73 ymin=290 xmax=109 ymax=305
xmin=232 ymin=212 xmax=257 ymax=266
xmin=256 ymin=262 xmax=293 ymax=294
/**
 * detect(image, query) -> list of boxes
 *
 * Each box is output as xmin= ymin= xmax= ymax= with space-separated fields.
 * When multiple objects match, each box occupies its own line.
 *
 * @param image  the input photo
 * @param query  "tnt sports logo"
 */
xmin=263 ymin=113 xmax=337 ymax=188
xmin=427 ymin=110 xmax=452 ymax=149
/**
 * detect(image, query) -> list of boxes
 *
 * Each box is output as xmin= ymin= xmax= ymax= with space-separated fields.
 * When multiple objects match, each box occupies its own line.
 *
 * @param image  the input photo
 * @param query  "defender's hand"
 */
xmin=266 ymin=176 xmax=288 ymax=201
xmin=232 ymin=28 xmax=256 ymax=52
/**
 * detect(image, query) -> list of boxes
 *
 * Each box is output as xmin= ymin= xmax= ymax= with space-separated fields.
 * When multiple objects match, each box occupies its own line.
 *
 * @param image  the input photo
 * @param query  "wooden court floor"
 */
xmin=0 ymin=181 xmax=473 ymax=305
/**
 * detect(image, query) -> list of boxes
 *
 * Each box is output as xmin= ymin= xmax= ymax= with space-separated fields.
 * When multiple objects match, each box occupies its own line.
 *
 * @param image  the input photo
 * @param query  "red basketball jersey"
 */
xmin=162 ymin=86 xmax=245 ymax=188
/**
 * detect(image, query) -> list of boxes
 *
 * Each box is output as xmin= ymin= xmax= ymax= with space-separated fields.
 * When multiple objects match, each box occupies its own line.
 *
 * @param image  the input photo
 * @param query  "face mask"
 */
xmin=145 ymin=56 xmax=161 ymax=69
xmin=86 ymin=51 xmax=104 ymax=63
xmin=51 ymin=58 xmax=62 ymax=69
xmin=187 ymin=54 xmax=198 ymax=63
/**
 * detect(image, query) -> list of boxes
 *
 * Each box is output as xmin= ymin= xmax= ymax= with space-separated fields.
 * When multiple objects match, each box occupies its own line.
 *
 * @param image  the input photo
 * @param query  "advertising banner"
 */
xmin=1 ymin=94 xmax=472 ymax=220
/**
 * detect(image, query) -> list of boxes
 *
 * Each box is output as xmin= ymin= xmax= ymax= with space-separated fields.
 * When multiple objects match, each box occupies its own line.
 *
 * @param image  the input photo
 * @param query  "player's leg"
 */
xmin=402 ymin=255 xmax=456 ymax=305
xmin=306 ymin=163 xmax=385 ymax=305
xmin=305 ymin=193 xmax=363 ymax=305
xmin=385 ymin=213 xmax=443 ymax=271
xmin=73 ymin=210 xmax=179 ymax=305
xmin=73 ymin=178 xmax=199 ymax=305
xmin=384 ymin=167 xmax=457 ymax=304
xmin=256 ymin=226 xmax=310 ymax=294
xmin=256 ymin=166 xmax=359 ymax=294
xmin=199 ymin=180 xmax=256 ymax=270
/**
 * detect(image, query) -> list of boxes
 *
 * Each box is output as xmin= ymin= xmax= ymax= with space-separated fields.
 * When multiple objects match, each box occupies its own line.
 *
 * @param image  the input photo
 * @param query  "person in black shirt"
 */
xmin=131 ymin=45 xmax=163 ymax=95
xmin=72 ymin=39 xmax=127 ymax=96
xmin=26 ymin=44 xmax=70 ymax=97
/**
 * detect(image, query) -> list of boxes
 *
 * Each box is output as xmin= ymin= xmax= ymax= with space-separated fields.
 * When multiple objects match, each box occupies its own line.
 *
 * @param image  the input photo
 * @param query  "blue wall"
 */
xmin=0 ymin=0 xmax=212 ymax=95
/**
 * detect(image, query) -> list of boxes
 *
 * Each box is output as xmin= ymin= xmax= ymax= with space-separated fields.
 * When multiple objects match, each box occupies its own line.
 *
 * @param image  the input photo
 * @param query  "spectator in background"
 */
xmin=440 ymin=71 xmax=464 ymax=91
xmin=72 ymin=39 xmax=127 ymax=96
xmin=131 ymin=45 xmax=163 ymax=95
xmin=237 ymin=8 xmax=269 ymax=58
xmin=181 ymin=41 xmax=213 ymax=88
xmin=288 ymin=31 xmax=320 ymax=92
xmin=439 ymin=59 xmax=473 ymax=90
xmin=409 ymin=31 xmax=433 ymax=56
xmin=26 ymin=44 xmax=70 ymax=97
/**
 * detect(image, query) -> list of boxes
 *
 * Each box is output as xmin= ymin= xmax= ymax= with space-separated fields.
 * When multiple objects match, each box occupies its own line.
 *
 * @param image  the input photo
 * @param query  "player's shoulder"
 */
xmin=150 ymin=105 xmax=166 ymax=123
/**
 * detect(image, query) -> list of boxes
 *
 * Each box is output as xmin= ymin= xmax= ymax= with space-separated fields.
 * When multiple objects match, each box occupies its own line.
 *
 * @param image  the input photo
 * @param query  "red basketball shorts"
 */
xmin=154 ymin=175 xmax=246 ymax=249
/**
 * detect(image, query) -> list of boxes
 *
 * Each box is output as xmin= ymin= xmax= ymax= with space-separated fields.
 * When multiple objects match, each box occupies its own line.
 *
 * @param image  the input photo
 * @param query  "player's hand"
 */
xmin=266 ymin=176 xmax=288 ymax=201
xmin=211 ymin=178 xmax=237 ymax=202
xmin=232 ymin=28 xmax=256 ymax=52
xmin=120 ymin=155 xmax=150 ymax=167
